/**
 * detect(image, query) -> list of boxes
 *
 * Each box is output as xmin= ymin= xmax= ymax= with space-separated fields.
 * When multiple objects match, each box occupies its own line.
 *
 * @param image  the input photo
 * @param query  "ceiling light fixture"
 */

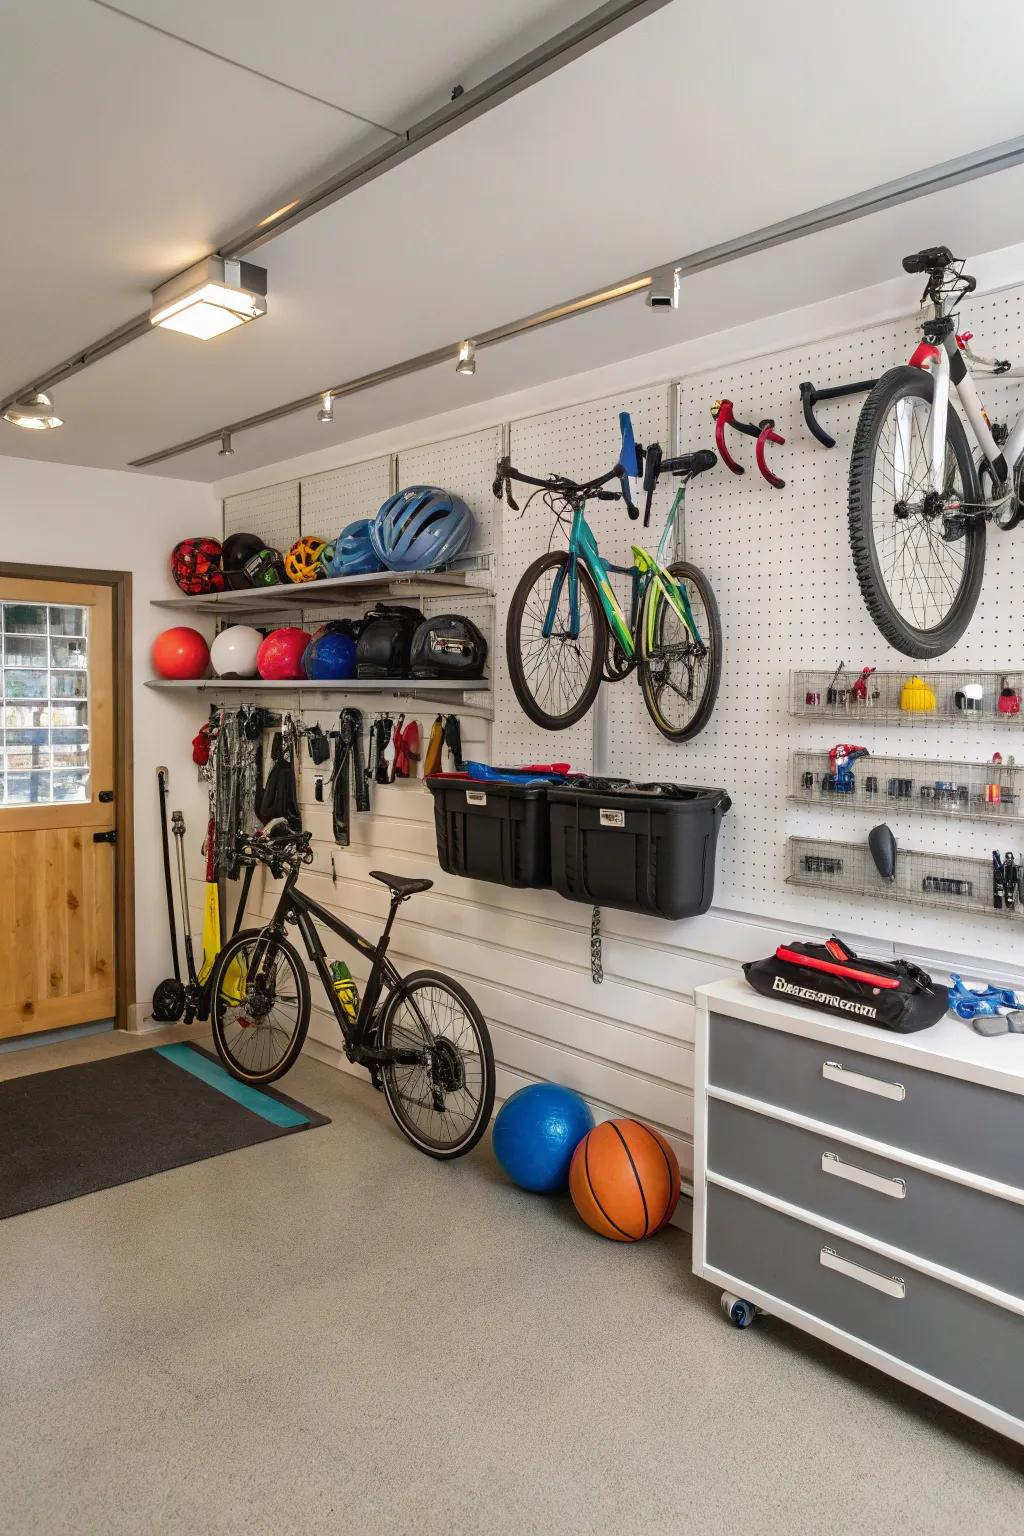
xmin=218 ymin=431 xmax=234 ymax=457
xmin=646 ymin=266 xmax=681 ymax=310
xmin=2 ymin=390 xmax=63 ymax=430
xmin=456 ymin=339 xmax=477 ymax=376
xmin=317 ymin=391 xmax=334 ymax=424
xmin=150 ymin=256 xmax=268 ymax=341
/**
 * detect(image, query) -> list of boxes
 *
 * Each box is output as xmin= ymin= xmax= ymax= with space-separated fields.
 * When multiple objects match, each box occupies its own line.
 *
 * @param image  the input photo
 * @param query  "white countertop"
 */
xmin=697 ymin=975 xmax=1024 ymax=1097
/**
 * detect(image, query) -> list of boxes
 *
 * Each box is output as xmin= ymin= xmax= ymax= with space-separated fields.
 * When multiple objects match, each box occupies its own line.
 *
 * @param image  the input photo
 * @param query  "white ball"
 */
xmin=210 ymin=625 xmax=263 ymax=678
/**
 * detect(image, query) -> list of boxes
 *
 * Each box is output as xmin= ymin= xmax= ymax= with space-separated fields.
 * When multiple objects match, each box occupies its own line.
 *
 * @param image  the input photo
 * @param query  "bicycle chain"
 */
xmin=590 ymin=905 xmax=603 ymax=985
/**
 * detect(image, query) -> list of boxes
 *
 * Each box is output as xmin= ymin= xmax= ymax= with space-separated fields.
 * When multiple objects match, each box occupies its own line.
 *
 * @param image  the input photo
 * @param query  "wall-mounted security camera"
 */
xmin=646 ymin=266 xmax=681 ymax=310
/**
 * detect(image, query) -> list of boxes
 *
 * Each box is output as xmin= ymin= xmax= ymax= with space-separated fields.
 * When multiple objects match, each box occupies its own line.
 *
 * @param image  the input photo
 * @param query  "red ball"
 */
xmin=257 ymin=627 xmax=311 ymax=680
xmin=152 ymin=626 xmax=210 ymax=680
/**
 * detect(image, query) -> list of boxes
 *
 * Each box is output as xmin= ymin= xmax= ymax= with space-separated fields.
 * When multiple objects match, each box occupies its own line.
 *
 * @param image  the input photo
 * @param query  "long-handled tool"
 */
xmin=151 ymin=767 xmax=187 ymax=1022
xmin=170 ymin=808 xmax=210 ymax=1025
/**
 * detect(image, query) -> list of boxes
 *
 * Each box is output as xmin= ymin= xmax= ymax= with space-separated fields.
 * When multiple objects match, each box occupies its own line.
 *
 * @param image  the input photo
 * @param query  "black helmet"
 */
xmin=222 ymin=532 xmax=266 ymax=589
xmin=409 ymin=614 xmax=487 ymax=679
xmin=243 ymin=547 xmax=285 ymax=587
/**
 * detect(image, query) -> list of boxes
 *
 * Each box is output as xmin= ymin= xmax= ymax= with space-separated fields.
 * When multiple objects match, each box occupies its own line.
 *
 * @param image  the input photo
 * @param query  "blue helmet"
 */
xmin=304 ymin=624 xmax=357 ymax=680
xmin=370 ymin=486 xmax=473 ymax=573
xmin=329 ymin=519 xmax=383 ymax=578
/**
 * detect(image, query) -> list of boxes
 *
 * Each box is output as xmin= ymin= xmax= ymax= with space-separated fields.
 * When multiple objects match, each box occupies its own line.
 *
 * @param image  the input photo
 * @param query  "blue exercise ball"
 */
xmin=304 ymin=627 xmax=357 ymax=680
xmin=492 ymin=1083 xmax=594 ymax=1192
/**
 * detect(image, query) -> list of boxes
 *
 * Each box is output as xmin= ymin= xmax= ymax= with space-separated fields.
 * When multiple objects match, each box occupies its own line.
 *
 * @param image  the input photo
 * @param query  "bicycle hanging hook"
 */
xmin=711 ymin=398 xmax=786 ymax=488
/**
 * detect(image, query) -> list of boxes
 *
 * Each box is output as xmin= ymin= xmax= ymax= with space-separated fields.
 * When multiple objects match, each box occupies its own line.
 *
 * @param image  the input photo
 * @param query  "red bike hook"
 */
xmin=711 ymin=398 xmax=785 ymax=488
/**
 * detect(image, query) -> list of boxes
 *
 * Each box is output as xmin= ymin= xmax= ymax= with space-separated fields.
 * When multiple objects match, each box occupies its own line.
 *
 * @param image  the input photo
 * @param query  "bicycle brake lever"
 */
xmin=755 ymin=421 xmax=785 ymax=489
xmin=616 ymin=465 xmax=640 ymax=521
xmin=492 ymin=458 xmax=508 ymax=499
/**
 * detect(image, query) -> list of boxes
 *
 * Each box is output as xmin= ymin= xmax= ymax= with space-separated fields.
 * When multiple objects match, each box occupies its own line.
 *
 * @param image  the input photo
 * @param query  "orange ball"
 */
xmin=569 ymin=1118 xmax=680 ymax=1241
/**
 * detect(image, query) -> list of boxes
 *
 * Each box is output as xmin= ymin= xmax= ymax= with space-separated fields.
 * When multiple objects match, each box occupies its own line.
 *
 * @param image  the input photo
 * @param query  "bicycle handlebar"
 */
xmin=493 ymin=457 xmax=638 ymax=517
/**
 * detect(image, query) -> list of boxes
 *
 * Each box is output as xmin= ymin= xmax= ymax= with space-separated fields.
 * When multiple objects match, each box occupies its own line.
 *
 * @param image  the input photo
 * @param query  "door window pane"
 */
xmin=1 ymin=601 xmax=91 ymax=806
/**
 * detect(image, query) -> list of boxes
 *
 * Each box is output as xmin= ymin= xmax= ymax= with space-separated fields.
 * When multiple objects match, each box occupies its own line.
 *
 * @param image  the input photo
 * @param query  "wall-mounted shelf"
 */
xmin=789 ymin=749 xmax=1023 ymax=824
xmin=146 ymin=677 xmax=488 ymax=693
xmin=790 ymin=669 xmax=1024 ymax=727
xmin=787 ymin=835 xmax=1020 ymax=922
xmin=151 ymin=566 xmax=491 ymax=617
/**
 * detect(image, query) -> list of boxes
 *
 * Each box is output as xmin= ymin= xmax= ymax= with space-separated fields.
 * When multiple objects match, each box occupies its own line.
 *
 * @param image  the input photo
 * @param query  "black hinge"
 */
xmin=93 ymin=829 xmax=117 ymax=844
xmin=98 ymin=789 xmax=114 ymax=803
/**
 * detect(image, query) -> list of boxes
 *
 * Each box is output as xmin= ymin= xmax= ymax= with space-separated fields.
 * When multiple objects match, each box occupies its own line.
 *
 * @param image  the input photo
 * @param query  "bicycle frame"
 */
xmin=542 ymin=484 xmax=704 ymax=657
xmin=909 ymin=320 xmax=1024 ymax=499
xmin=260 ymin=862 xmax=407 ymax=1055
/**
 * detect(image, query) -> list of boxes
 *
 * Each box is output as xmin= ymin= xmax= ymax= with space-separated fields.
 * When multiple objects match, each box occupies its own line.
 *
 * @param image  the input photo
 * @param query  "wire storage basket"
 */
xmin=789 ymin=749 xmax=1024 ymax=823
xmin=787 ymin=836 xmax=1023 ymax=921
xmin=789 ymin=668 xmax=1024 ymax=727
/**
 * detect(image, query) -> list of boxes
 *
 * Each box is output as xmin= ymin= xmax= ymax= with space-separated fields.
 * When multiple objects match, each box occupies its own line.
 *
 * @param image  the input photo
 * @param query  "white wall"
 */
xmin=0 ymin=455 xmax=218 ymax=1017
xmin=208 ymin=237 xmax=1024 ymax=1189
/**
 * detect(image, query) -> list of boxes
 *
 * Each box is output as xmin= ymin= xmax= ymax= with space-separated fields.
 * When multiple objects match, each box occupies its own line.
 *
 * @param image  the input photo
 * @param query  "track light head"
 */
xmin=317 ymin=391 xmax=334 ymax=424
xmin=646 ymin=266 xmax=681 ymax=310
xmin=456 ymin=339 xmax=477 ymax=376
xmin=218 ymin=430 xmax=234 ymax=457
xmin=2 ymin=390 xmax=63 ymax=430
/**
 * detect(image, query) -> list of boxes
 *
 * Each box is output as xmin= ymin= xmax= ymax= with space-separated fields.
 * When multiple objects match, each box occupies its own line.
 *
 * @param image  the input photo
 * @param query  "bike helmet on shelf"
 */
xmin=284 ymin=535 xmax=327 ymax=583
xmin=171 ymin=538 xmax=224 ymax=596
xmin=222 ymin=531 xmax=266 ymax=589
xmin=304 ymin=621 xmax=359 ymax=680
xmin=317 ymin=541 xmax=336 ymax=578
xmin=370 ymin=486 xmax=473 ymax=572
xmin=243 ymin=546 xmax=285 ymax=587
xmin=329 ymin=519 xmax=383 ymax=577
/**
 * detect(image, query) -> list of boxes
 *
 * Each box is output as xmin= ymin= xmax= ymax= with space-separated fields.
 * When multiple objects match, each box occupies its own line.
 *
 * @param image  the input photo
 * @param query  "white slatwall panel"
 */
xmin=397 ymin=426 xmax=502 ymax=563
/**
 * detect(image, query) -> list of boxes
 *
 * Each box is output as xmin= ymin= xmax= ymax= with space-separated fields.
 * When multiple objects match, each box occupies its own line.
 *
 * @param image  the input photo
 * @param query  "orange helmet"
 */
xmin=284 ymin=535 xmax=326 ymax=583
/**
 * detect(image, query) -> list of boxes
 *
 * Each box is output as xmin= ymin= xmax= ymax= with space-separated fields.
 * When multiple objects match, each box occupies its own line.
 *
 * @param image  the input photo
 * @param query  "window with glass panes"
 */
xmin=0 ymin=602 xmax=90 ymax=805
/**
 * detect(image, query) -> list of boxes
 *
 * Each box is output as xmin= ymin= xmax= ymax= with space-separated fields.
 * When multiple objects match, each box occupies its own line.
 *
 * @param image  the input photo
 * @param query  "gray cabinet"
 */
xmin=694 ymin=978 xmax=1024 ymax=1447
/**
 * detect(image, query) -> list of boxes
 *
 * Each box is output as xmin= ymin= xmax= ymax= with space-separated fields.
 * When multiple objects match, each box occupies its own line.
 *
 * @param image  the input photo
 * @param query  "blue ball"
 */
xmin=492 ymin=1083 xmax=594 ymax=1192
xmin=304 ymin=629 xmax=357 ymax=680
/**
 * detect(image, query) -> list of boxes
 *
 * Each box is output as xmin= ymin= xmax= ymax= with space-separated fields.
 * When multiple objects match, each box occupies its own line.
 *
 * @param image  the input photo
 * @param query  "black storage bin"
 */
xmin=547 ymin=780 xmax=731 ymax=918
xmin=426 ymin=777 xmax=552 ymax=888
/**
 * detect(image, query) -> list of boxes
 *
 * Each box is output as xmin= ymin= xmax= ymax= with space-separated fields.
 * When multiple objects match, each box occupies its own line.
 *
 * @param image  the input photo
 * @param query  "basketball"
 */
xmin=569 ymin=1118 xmax=680 ymax=1241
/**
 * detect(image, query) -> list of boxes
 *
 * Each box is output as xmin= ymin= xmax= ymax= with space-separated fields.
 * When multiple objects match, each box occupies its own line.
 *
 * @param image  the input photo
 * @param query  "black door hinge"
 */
xmin=98 ymin=789 xmax=114 ymax=803
xmin=93 ymin=829 xmax=117 ymax=844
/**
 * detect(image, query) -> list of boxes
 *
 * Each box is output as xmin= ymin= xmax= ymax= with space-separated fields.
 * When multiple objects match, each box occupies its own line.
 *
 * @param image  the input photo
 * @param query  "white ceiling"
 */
xmin=3 ymin=0 xmax=1024 ymax=482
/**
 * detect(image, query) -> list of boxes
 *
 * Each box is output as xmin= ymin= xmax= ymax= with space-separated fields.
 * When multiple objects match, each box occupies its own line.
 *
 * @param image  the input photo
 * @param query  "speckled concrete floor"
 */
xmin=2 ymin=1026 xmax=1023 ymax=1536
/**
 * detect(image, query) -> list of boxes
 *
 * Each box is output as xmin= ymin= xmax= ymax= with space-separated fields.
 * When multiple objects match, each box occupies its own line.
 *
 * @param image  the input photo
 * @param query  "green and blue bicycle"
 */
xmin=494 ymin=414 xmax=721 ymax=741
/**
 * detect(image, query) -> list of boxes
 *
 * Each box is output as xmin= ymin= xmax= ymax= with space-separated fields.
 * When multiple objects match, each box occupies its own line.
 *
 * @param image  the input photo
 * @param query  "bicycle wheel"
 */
xmin=639 ymin=561 xmax=722 ymax=742
xmin=378 ymin=970 xmax=495 ymax=1159
xmin=506 ymin=551 xmax=604 ymax=730
xmin=210 ymin=929 xmax=310 ymax=1085
xmin=849 ymin=366 xmax=985 ymax=658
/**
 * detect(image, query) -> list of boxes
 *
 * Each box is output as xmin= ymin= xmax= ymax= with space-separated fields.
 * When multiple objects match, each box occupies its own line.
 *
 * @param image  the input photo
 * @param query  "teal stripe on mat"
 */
xmin=155 ymin=1044 xmax=310 ymax=1128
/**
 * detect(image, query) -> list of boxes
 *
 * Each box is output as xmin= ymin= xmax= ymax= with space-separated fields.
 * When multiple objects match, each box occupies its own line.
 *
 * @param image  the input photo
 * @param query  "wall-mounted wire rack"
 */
xmin=789 ymin=749 xmax=1023 ymax=823
xmin=787 ymin=836 xmax=1023 ymax=922
xmin=789 ymin=669 xmax=1024 ymax=727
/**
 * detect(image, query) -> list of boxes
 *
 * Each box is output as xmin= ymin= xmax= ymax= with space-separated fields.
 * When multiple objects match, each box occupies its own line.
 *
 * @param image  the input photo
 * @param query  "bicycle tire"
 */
xmin=505 ymin=551 xmax=604 ymax=730
xmin=848 ymin=366 xmax=984 ymax=658
xmin=210 ymin=928 xmax=310 ymax=1085
xmin=639 ymin=561 xmax=722 ymax=742
xmin=378 ymin=969 xmax=495 ymax=1160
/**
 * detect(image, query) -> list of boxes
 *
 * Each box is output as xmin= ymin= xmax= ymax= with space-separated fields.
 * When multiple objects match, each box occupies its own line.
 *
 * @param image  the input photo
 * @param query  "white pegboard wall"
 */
xmin=299 ymin=455 xmax=392 ymax=540
xmin=495 ymin=386 xmax=672 ymax=771
xmin=397 ymin=426 xmax=502 ymax=564
xmin=601 ymin=282 xmax=1024 ymax=965
xmin=222 ymin=480 xmax=299 ymax=551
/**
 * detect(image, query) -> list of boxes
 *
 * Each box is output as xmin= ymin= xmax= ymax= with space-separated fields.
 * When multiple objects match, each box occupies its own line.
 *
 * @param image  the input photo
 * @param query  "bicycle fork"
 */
xmin=631 ymin=547 xmax=704 ymax=654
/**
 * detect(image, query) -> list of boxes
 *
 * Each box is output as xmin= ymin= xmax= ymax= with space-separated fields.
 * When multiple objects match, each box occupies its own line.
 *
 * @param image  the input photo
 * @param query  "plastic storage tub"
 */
xmin=547 ymin=780 xmax=731 ymax=918
xmin=426 ymin=776 xmax=553 ymax=888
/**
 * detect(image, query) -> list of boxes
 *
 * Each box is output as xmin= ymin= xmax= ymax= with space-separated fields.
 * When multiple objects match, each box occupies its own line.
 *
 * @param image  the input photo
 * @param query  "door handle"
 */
xmin=92 ymin=829 xmax=117 ymax=844
xmin=98 ymin=789 xmax=114 ymax=803
xmin=820 ymin=1246 xmax=905 ymax=1299
xmin=822 ymin=1060 xmax=905 ymax=1101
xmin=821 ymin=1151 xmax=906 ymax=1199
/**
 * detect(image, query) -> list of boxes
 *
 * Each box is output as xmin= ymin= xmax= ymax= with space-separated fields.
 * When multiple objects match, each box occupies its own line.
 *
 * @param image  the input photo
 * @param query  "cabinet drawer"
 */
xmin=709 ymin=1013 xmax=1024 ymax=1189
xmin=707 ymin=1098 xmax=1024 ymax=1300
xmin=705 ymin=1184 xmax=1024 ymax=1424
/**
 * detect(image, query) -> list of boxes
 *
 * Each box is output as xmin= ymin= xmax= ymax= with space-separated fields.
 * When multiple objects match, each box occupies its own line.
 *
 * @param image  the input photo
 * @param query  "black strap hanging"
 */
xmin=443 ymin=714 xmax=464 ymax=770
xmin=329 ymin=708 xmax=367 ymax=845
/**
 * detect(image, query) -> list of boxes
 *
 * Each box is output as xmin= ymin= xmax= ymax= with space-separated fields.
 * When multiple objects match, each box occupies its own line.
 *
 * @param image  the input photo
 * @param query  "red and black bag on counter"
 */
xmin=743 ymin=935 xmax=948 ymax=1033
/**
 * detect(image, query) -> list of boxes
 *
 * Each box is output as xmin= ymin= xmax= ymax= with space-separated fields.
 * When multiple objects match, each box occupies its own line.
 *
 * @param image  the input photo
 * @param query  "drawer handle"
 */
xmin=822 ymin=1060 xmax=905 ymax=1102
xmin=821 ymin=1151 xmax=906 ymax=1199
xmin=820 ymin=1247 xmax=906 ymax=1299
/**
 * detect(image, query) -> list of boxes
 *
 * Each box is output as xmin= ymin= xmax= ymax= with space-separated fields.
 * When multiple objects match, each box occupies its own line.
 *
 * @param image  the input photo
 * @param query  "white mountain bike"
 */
xmin=848 ymin=245 xmax=1024 ymax=658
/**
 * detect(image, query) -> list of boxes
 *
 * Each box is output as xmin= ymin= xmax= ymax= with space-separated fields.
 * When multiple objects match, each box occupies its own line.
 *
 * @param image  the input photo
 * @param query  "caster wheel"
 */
xmin=721 ymin=1291 xmax=757 ymax=1329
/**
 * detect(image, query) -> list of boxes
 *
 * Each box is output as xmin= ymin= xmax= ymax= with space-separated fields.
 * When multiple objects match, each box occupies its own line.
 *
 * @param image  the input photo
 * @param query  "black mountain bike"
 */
xmin=209 ymin=820 xmax=495 ymax=1159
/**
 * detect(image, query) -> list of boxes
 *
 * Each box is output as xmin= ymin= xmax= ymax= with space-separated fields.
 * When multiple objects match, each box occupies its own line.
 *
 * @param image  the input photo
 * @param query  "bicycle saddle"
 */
xmin=370 ymin=870 xmax=433 ymax=898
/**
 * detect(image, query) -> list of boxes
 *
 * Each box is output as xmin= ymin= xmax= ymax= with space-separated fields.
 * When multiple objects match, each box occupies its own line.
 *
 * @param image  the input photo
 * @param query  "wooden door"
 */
xmin=0 ymin=577 xmax=117 ymax=1037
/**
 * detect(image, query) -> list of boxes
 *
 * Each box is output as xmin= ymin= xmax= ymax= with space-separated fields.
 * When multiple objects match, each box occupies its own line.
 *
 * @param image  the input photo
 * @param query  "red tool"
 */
xmin=850 ymin=666 xmax=876 ymax=704
xmin=711 ymin=399 xmax=785 ymax=488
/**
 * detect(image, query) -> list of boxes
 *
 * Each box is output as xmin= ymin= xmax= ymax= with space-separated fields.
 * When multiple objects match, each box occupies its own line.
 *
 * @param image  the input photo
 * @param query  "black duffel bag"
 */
xmin=743 ymin=934 xmax=948 ymax=1033
xmin=410 ymin=614 xmax=488 ymax=679
xmin=356 ymin=603 xmax=425 ymax=679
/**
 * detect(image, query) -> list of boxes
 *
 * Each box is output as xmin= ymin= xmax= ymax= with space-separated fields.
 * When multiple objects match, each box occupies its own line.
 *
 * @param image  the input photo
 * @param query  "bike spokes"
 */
xmin=639 ymin=560 xmax=722 ymax=742
xmin=216 ymin=943 xmax=302 ymax=1079
xmin=381 ymin=980 xmax=492 ymax=1156
xmin=507 ymin=551 xmax=604 ymax=729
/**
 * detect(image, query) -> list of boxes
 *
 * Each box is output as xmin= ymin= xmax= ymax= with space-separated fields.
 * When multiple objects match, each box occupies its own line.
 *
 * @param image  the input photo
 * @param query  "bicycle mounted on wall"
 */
xmin=493 ymin=413 xmax=722 ymax=742
xmin=849 ymin=245 xmax=1024 ymax=658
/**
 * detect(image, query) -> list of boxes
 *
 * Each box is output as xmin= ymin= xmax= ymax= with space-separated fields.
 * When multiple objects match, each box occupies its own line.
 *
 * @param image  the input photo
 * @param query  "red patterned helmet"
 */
xmin=171 ymin=538 xmax=225 ymax=595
